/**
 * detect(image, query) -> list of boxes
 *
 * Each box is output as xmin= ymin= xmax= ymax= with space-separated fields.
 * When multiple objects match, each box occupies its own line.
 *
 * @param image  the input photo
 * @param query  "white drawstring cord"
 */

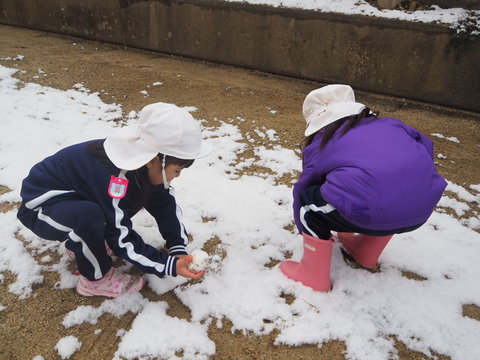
xmin=161 ymin=154 xmax=169 ymax=189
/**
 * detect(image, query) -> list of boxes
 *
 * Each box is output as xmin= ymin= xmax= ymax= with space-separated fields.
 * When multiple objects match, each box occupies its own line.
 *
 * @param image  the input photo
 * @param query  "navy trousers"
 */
xmin=17 ymin=199 xmax=112 ymax=280
xmin=299 ymin=186 xmax=424 ymax=240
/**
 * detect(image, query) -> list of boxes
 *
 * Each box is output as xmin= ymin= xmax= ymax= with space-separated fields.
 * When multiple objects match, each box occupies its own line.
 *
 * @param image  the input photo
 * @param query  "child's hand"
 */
xmin=175 ymin=255 xmax=204 ymax=280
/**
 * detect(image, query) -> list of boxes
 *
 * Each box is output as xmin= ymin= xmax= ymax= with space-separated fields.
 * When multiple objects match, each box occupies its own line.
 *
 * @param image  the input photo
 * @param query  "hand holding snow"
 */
xmin=188 ymin=249 xmax=209 ymax=272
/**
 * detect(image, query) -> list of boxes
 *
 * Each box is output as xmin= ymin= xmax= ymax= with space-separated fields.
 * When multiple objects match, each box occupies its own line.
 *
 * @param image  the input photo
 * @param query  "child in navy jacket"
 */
xmin=17 ymin=102 xmax=210 ymax=298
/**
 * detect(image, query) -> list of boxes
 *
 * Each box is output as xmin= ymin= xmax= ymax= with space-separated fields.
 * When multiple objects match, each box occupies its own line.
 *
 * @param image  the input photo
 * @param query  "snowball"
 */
xmin=188 ymin=249 xmax=209 ymax=272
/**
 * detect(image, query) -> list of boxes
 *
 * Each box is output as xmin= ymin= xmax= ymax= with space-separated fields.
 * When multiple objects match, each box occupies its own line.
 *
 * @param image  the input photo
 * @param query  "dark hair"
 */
xmin=133 ymin=155 xmax=193 ymax=213
xmin=87 ymin=140 xmax=114 ymax=165
xmin=158 ymin=154 xmax=195 ymax=169
xmin=302 ymin=107 xmax=379 ymax=150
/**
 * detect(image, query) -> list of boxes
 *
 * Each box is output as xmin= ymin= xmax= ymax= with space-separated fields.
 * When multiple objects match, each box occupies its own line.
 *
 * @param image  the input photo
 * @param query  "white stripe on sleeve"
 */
xmin=112 ymin=170 xmax=167 ymax=274
xmin=169 ymin=187 xmax=189 ymax=246
xmin=25 ymin=190 xmax=74 ymax=210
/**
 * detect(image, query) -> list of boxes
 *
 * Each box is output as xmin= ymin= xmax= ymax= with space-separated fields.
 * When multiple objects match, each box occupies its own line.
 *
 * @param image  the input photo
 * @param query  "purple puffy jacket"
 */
xmin=293 ymin=117 xmax=447 ymax=231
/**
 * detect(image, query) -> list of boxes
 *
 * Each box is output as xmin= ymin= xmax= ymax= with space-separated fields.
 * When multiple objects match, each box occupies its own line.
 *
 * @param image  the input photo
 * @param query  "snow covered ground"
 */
xmin=1 ymin=60 xmax=479 ymax=360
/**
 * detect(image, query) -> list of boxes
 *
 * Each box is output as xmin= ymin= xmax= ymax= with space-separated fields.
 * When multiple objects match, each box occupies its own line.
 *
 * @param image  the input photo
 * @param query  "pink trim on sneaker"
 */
xmin=105 ymin=241 xmax=116 ymax=258
xmin=76 ymin=268 xmax=144 ymax=298
xmin=65 ymin=248 xmax=76 ymax=260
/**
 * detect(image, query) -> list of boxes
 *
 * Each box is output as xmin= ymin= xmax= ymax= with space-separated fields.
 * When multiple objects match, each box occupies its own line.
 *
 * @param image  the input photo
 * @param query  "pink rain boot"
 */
xmin=76 ymin=268 xmax=144 ymax=298
xmin=280 ymin=233 xmax=333 ymax=292
xmin=338 ymin=232 xmax=393 ymax=270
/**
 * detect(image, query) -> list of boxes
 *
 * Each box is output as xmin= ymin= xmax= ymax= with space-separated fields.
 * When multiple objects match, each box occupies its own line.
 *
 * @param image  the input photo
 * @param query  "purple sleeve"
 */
xmin=292 ymin=165 xmax=325 ymax=233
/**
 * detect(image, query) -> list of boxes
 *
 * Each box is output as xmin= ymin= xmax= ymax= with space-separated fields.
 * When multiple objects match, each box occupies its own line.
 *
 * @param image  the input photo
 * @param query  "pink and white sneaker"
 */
xmin=105 ymin=242 xmax=115 ymax=258
xmin=65 ymin=248 xmax=76 ymax=260
xmin=76 ymin=268 xmax=144 ymax=298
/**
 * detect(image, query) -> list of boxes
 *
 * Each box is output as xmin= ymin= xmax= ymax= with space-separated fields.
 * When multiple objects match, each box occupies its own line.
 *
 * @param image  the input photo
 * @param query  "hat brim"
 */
xmin=305 ymin=102 xmax=365 ymax=136
xmin=191 ymin=142 xmax=212 ymax=159
xmin=104 ymin=125 xmax=159 ymax=170
xmin=104 ymin=125 xmax=213 ymax=170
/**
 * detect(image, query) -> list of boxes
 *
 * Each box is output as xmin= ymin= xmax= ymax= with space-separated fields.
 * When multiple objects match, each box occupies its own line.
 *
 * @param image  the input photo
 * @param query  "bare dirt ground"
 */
xmin=0 ymin=24 xmax=479 ymax=360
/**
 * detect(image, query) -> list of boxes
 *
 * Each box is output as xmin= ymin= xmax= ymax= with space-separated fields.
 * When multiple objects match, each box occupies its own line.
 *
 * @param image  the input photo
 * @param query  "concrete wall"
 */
xmin=0 ymin=0 xmax=479 ymax=111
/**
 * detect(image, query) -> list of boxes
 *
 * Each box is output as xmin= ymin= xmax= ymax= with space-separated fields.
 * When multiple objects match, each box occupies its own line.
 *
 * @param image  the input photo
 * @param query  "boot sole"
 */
xmin=340 ymin=247 xmax=380 ymax=273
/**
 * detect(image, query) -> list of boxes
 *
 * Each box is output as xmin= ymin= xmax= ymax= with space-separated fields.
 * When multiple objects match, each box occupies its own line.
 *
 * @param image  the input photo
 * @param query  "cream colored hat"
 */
xmin=104 ymin=102 xmax=211 ymax=170
xmin=303 ymin=84 xmax=366 ymax=136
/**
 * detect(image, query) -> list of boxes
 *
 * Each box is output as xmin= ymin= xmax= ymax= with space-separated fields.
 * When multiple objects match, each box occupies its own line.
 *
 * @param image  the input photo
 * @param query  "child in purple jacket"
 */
xmin=280 ymin=84 xmax=447 ymax=291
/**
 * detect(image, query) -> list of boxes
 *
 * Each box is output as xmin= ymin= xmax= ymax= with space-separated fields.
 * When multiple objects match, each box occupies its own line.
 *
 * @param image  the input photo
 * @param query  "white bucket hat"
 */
xmin=104 ymin=102 xmax=211 ymax=170
xmin=303 ymin=84 xmax=366 ymax=136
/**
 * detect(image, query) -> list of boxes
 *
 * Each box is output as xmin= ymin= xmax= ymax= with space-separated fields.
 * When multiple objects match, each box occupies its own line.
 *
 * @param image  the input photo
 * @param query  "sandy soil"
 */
xmin=0 ymin=24 xmax=479 ymax=360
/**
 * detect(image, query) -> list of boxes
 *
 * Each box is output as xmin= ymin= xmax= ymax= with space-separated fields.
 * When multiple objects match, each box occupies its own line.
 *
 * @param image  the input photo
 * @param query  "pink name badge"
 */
xmin=108 ymin=176 xmax=129 ymax=199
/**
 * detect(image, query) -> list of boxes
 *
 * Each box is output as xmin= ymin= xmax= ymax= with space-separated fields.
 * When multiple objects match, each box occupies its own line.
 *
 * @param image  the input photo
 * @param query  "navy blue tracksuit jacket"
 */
xmin=17 ymin=140 xmax=188 ymax=279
